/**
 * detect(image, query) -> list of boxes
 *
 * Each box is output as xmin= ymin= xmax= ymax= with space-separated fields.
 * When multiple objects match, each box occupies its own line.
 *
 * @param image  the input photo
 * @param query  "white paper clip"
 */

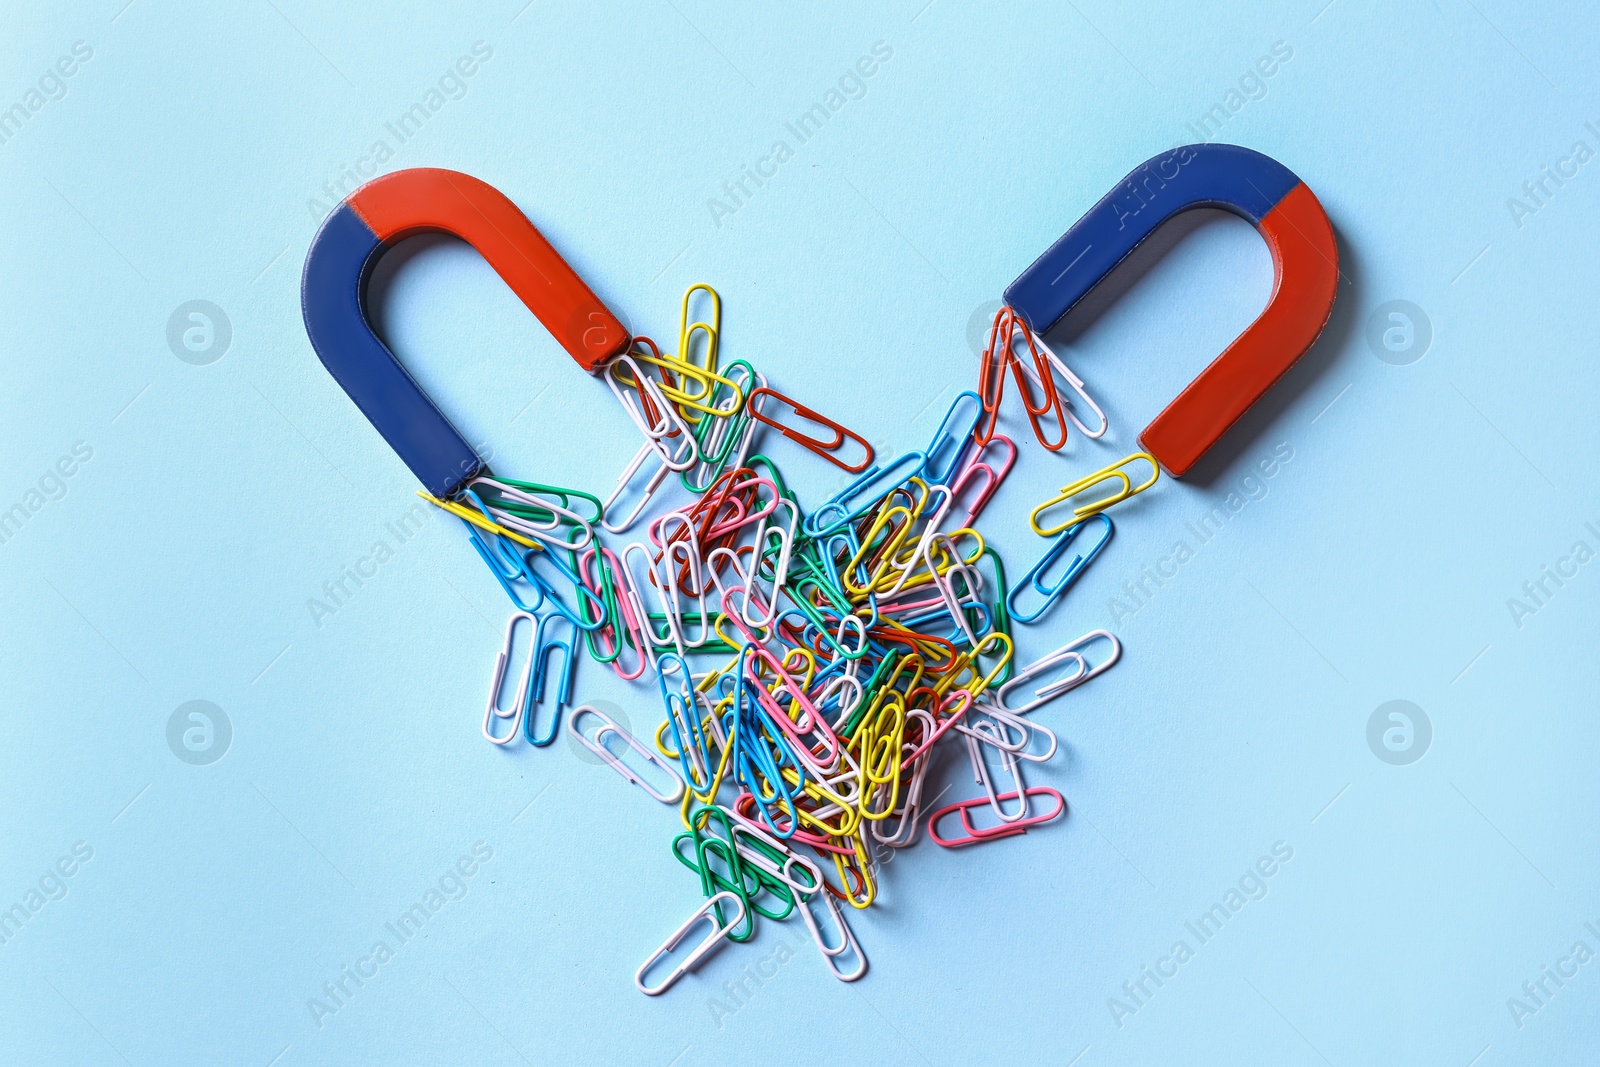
xmin=635 ymin=890 xmax=745 ymax=996
xmin=482 ymin=612 xmax=536 ymax=746
xmin=571 ymin=705 xmax=685 ymax=803
xmin=997 ymin=629 xmax=1122 ymax=714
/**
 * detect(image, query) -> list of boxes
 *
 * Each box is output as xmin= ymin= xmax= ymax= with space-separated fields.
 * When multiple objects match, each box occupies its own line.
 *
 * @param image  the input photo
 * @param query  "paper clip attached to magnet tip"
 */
xmin=1007 ymin=513 xmax=1113 ymax=625
xmin=635 ymin=890 xmax=746 ymax=996
xmin=1030 ymin=452 xmax=1159 ymax=536
xmin=1005 ymin=329 xmax=1110 ymax=441
xmin=747 ymin=386 xmax=875 ymax=473
xmin=420 ymin=491 xmax=542 ymax=550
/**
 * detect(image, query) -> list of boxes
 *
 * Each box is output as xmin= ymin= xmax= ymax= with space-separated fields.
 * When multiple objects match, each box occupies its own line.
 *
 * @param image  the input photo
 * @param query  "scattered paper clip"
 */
xmin=482 ymin=612 xmax=536 ymax=746
xmin=524 ymin=613 xmax=576 ymax=746
xmin=927 ymin=787 xmax=1066 ymax=848
xmin=635 ymin=890 xmax=746 ymax=996
xmin=920 ymin=391 xmax=984 ymax=485
xmin=1030 ymin=452 xmax=1160 ymax=536
xmin=300 ymin=210 xmax=1187 ymax=994
xmin=997 ymin=630 xmax=1121 ymax=714
xmin=571 ymin=705 xmax=685 ymax=803
xmin=948 ymin=433 xmax=1016 ymax=528
xmin=1007 ymin=514 xmax=1113 ymax=624
xmin=747 ymin=386 xmax=875 ymax=473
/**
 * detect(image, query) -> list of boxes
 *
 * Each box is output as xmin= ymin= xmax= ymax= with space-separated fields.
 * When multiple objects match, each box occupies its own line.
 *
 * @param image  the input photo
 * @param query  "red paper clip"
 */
xmin=747 ymin=386 xmax=875 ymax=473
xmin=978 ymin=306 xmax=1070 ymax=451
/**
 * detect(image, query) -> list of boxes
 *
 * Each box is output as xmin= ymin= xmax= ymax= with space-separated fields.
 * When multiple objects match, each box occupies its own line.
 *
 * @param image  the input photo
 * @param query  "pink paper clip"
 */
xmin=927 ymin=787 xmax=1066 ymax=848
xmin=948 ymin=434 xmax=1017 ymax=528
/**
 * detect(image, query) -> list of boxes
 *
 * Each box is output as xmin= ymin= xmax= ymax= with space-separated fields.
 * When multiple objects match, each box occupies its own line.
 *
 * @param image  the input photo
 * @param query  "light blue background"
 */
xmin=2 ymin=1 xmax=1596 ymax=1064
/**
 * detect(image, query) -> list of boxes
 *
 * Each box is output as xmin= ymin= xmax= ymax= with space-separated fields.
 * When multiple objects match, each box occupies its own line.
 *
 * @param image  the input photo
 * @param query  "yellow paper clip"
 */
xmin=418 ymin=491 xmax=542 ymax=550
xmin=1030 ymin=452 xmax=1159 ymax=536
xmin=677 ymin=282 xmax=721 ymax=374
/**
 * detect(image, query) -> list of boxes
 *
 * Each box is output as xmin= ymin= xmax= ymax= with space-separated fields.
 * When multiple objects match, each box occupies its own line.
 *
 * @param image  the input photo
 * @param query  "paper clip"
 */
xmin=920 ymin=391 xmax=983 ymax=486
xmin=1006 ymin=331 xmax=1109 ymax=440
xmin=466 ymin=477 xmax=595 ymax=552
xmin=578 ymin=547 xmax=648 ymax=680
xmin=681 ymin=360 xmax=758 ymax=493
xmin=678 ymin=283 xmax=720 ymax=376
xmin=428 ymin=493 xmax=541 ymax=552
xmin=607 ymin=351 xmax=676 ymax=442
xmin=1042 ymin=343 xmax=1108 ymax=439
xmin=1007 ymin=513 xmax=1113 ymax=625
xmin=635 ymin=890 xmax=746 ymax=996
xmin=602 ymin=442 xmax=673 ymax=534
xmin=947 ymin=434 xmax=1016 ymax=528
xmin=659 ymin=653 xmax=714 ymax=793
xmin=927 ymin=788 xmax=1065 ymax=848
xmin=570 ymin=705 xmax=685 ymax=803
xmin=747 ymin=386 xmax=874 ymax=473
xmin=1002 ymin=314 xmax=1069 ymax=452
xmin=517 ymin=545 xmax=608 ymax=632
xmin=802 ymin=451 xmax=927 ymax=537
xmin=965 ymin=699 xmax=1058 ymax=762
xmin=524 ymin=613 xmax=576 ymax=746
xmin=997 ymin=630 xmax=1121 ymax=714
xmin=799 ymin=888 xmax=868 ymax=982
xmin=975 ymin=306 xmax=1015 ymax=445
xmin=725 ymin=815 xmax=824 ymax=899
xmin=963 ymin=725 xmax=1028 ymax=823
xmin=482 ymin=612 xmax=536 ymax=746
xmin=1030 ymin=452 xmax=1159 ymax=536
xmin=741 ymin=498 xmax=797 ymax=628
xmin=607 ymin=353 xmax=703 ymax=471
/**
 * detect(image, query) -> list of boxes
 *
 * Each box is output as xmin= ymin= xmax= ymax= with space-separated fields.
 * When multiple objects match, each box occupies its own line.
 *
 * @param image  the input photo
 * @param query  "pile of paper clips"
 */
xmin=422 ymin=286 xmax=1160 ymax=995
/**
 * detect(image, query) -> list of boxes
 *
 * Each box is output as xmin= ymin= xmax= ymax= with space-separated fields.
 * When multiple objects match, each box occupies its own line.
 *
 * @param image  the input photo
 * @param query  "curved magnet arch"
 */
xmin=301 ymin=167 xmax=631 ymax=498
xmin=1003 ymin=144 xmax=1338 ymax=477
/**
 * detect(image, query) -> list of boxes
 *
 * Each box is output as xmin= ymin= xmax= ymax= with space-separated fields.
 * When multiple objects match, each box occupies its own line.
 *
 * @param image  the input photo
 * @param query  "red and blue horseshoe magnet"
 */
xmin=301 ymin=168 xmax=630 ymax=498
xmin=1004 ymin=143 xmax=1338 ymax=477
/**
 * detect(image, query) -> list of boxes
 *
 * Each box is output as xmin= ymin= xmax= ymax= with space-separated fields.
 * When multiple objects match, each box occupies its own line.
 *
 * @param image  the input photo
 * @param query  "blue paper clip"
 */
xmin=1007 ymin=514 xmax=1113 ymax=624
xmin=463 ymin=518 xmax=547 ymax=613
xmin=519 ymin=545 xmax=608 ymax=631
xmin=919 ymin=391 xmax=982 ymax=487
xmin=524 ymin=613 xmax=576 ymax=746
xmin=658 ymin=652 xmax=713 ymax=793
xmin=734 ymin=674 xmax=800 ymax=839
xmin=802 ymin=451 xmax=927 ymax=537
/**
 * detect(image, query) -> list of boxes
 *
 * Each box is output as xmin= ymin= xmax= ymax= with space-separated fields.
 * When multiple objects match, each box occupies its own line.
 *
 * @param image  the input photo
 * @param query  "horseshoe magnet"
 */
xmin=301 ymin=167 xmax=631 ymax=497
xmin=1004 ymin=144 xmax=1338 ymax=477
